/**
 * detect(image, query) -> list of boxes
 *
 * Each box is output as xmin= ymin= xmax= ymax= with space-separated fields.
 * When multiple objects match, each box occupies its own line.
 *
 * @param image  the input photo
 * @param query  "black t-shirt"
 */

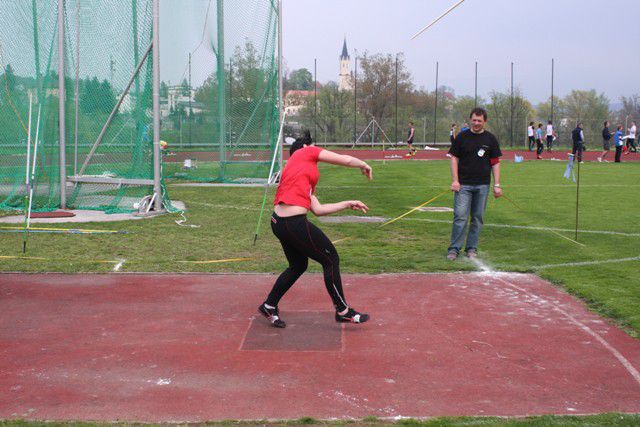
xmin=448 ymin=129 xmax=502 ymax=185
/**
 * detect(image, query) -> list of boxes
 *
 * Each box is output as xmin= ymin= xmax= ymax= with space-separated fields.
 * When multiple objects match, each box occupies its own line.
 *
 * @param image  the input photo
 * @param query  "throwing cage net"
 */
xmin=0 ymin=0 xmax=280 ymax=216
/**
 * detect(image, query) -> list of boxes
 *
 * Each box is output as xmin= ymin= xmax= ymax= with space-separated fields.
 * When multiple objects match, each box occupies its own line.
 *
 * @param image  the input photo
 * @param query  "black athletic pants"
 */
xmin=572 ymin=142 xmax=584 ymax=162
xmin=536 ymin=139 xmax=544 ymax=156
xmin=615 ymin=146 xmax=622 ymax=162
xmin=546 ymin=135 xmax=553 ymax=151
xmin=528 ymin=136 xmax=535 ymax=151
xmin=626 ymin=138 xmax=637 ymax=152
xmin=265 ymin=212 xmax=348 ymax=312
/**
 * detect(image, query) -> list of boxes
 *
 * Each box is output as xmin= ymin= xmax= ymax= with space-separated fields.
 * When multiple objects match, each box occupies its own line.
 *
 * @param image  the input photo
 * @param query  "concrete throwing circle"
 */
xmin=318 ymin=216 xmax=386 ymax=223
xmin=417 ymin=206 xmax=453 ymax=213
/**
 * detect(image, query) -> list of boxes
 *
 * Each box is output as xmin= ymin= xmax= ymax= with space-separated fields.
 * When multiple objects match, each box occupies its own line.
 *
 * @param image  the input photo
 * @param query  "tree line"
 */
xmin=285 ymin=54 xmax=639 ymax=147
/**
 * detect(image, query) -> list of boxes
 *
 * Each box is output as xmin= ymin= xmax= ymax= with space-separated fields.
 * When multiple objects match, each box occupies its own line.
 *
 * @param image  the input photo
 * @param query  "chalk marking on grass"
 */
xmin=178 ymin=257 xmax=254 ymax=265
xmin=113 ymin=259 xmax=126 ymax=272
xmin=331 ymin=237 xmax=352 ymax=244
xmin=491 ymin=275 xmax=640 ymax=387
xmin=323 ymin=184 xmax=633 ymax=189
xmin=403 ymin=218 xmax=640 ymax=237
xmin=522 ymin=256 xmax=640 ymax=271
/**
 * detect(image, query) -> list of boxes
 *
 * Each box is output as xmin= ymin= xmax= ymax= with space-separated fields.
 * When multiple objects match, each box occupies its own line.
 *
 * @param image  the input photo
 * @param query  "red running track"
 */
xmin=1 ymin=272 xmax=639 ymax=422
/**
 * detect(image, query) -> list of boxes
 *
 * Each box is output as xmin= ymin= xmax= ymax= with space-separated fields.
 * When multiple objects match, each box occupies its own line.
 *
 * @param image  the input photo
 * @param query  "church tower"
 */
xmin=338 ymin=38 xmax=352 ymax=91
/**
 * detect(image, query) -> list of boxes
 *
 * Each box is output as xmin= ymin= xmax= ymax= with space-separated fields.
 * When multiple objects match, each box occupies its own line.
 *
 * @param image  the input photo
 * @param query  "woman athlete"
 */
xmin=258 ymin=131 xmax=373 ymax=328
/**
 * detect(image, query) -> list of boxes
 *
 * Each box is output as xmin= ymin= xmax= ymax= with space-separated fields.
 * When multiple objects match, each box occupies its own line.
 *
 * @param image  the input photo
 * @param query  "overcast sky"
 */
xmin=282 ymin=0 xmax=640 ymax=104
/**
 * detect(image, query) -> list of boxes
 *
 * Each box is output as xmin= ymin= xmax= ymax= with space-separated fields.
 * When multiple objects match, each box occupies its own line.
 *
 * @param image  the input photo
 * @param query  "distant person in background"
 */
xmin=626 ymin=121 xmax=637 ymax=153
xmin=406 ymin=121 xmax=416 ymax=157
xmin=450 ymin=123 xmax=458 ymax=144
xmin=614 ymin=125 xmax=624 ymax=163
xmin=571 ymin=122 xmax=585 ymax=163
xmin=460 ymin=122 xmax=470 ymax=132
xmin=535 ymin=123 xmax=545 ymax=159
xmin=546 ymin=120 xmax=556 ymax=151
xmin=598 ymin=121 xmax=611 ymax=162
xmin=527 ymin=122 xmax=535 ymax=151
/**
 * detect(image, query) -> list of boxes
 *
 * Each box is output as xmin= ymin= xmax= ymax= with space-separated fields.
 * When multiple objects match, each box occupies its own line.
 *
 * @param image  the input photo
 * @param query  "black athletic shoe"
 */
xmin=258 ymin=303 xmax=286 ymax=328
xmin=335 ymin=308 xmax=370 ymax=324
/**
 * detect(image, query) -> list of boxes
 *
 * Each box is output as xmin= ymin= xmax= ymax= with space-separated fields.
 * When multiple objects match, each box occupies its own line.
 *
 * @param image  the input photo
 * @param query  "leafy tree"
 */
xmin=287 ymin=68 xmax=314 ymax=90
xmin=357 ymin=52 xmax=413 ymax=137
xmin=485 ymin=88 xmax=534 ymax=147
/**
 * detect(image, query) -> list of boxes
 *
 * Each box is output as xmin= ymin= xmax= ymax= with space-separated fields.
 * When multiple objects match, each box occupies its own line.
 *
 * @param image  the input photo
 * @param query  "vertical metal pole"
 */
xmin=32 ymin=0 xmax=42 ymax=102
xmin=551 ymin=58 xmax=554 ymax=125
xmin=433 ymin=61 xmax=438 ymax=144
xmin=217 ymin=0 xmax=226 ymax=180
xmin=395 ymin=55 xmax=398 ymax=144
xmin=314 ymin=58 xmax=317 ymax=141
xmin=353 ymin=55 xmax=357 ymax=144
xmin=276 ymin=0 xmax=285 ymax=172
xmin=73 ymin=0 xmax=80 ymax=176
xmin=575 ymin=157 xmax=580 ymax=241
xmin=152 ymin=0 xmax=162 ymax=210
xmin=58 ymin=0 xmax=67 ymax=209
xmin=228 ymin=57 xmax=232 ymax=147
xmin=189 ymin=52 xmax=192 ymax=146
xmin=510 ymin=61 xmax=514 ymax=147
xmin=474 ymin=61 xmax=478 ymax=107
xmin=277 ymin=0 xmax=283 ymax=173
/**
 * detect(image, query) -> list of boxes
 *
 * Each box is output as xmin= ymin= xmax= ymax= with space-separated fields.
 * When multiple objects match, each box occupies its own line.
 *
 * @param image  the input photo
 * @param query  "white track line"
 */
xmin=491 ymin=274 xmax=640 ymax=387
xmin=522 ymin=256 xmax=640 ymax=270
xmin=404 ymin=218 xmax=640 ymax=237
xmin=188 ymin=201 xmax=261 ymax=211
xmin=113 ymin=259 xmax=125 ymax=272
xmin=322 ymin=184 xmax=634 ymax=189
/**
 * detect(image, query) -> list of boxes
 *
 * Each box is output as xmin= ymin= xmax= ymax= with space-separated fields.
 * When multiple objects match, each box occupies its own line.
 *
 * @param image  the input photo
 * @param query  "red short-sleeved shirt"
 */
xmin=274 ymin=145 xmax=324 ymax=209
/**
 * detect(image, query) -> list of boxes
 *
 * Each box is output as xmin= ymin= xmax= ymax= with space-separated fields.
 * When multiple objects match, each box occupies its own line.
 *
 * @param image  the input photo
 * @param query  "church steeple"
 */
xmin=340 ymin=37 xmax=349 ymax=60
xmin=338 ymin=37 xmax=352 ymax=92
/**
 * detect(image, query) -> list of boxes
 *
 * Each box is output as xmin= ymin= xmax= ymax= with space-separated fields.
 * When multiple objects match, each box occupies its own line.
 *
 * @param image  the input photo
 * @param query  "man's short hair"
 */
xmin=469 ymin=107 xmax=488 ymax=121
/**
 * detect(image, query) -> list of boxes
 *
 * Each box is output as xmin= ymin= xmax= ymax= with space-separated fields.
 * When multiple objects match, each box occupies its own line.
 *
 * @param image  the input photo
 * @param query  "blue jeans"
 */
xmin=448 ymin=184 xmax=490 ymax=254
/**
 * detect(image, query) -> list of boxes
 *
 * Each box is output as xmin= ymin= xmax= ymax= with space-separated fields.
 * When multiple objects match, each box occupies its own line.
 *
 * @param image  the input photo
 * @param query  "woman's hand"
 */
xmin=344 ymin=200 xmax=369 ymax=214
xmin=360 ymin=163 xmax=373 ymax=180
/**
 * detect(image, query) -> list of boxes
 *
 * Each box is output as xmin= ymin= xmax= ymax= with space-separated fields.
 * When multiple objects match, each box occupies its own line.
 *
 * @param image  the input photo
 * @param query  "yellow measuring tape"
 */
xmin=380 ymin=190 xmax=449 ymax=228
xmin=178 ymin=257 xmax=255 ymax=265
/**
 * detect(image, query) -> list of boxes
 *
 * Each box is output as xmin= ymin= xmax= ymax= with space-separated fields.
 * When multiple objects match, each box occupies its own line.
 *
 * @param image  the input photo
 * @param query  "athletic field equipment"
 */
xmin=380 ymin=190 xmax=449 ymax=228
xmin=1 ymin=0 xmax=281 ymax=217
xmin=411 ymin=0 xmax=466 ymax=40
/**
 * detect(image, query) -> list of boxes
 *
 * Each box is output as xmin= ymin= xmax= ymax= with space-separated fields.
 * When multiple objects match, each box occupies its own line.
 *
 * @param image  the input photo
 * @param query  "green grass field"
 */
xmin=1 ymin=159 xmax=639 ymax=337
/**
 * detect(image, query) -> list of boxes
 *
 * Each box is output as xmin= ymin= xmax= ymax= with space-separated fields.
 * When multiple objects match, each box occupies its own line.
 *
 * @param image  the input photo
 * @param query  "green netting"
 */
xmin=0 ymin=0 xmax=61 ymax=212
xmin=0 ymin=0 xmax=279 ymax=215
xmin=0 ymin=0 xmax=157 ymax=214
xmin=160 ymin=0 xmax=280 ymax=183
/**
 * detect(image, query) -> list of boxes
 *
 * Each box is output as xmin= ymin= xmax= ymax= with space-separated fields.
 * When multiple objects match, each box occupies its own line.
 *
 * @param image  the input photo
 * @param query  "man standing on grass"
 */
xmin=614 ymin=125 xmax=624 ymax=163
xmin=571 ymin=122 xmax=585 ymax=163
xmin=447 ymin=107 xmax=503 ymax=260
xmin=406 ymin=121 xmax=417 ymax=157
xmin=546 ymin=120 xmax=556 ymax=151
xmin=598 ymin=121 xmax=611 ymax=162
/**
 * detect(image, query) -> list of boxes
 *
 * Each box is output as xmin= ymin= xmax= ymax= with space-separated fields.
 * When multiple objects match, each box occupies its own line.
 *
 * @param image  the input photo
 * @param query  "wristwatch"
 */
xmin=493 ymin=184 xmax=501 ymax=188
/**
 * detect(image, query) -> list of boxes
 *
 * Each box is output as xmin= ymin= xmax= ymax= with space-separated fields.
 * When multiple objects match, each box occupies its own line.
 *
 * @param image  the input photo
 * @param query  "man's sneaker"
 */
xmin=335 ymin=308 xmax=369 ymax=324
xmin=447 ymin=251 xmax=458 ymax=261
xmin=597 ymin=157 xmax=602 ymax=162
xmin=258 ymin=303 xmax=286 ymax=328
xmin=465 ymin=249 xmax=478 ymax=258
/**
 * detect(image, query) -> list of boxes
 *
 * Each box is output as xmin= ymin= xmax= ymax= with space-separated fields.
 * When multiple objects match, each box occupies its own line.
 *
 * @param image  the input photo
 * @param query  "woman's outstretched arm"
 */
xmin=309 ymin=195 xmax=368 ymax=217
xmin=317 ymin=150 xmax=373 ymax=181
